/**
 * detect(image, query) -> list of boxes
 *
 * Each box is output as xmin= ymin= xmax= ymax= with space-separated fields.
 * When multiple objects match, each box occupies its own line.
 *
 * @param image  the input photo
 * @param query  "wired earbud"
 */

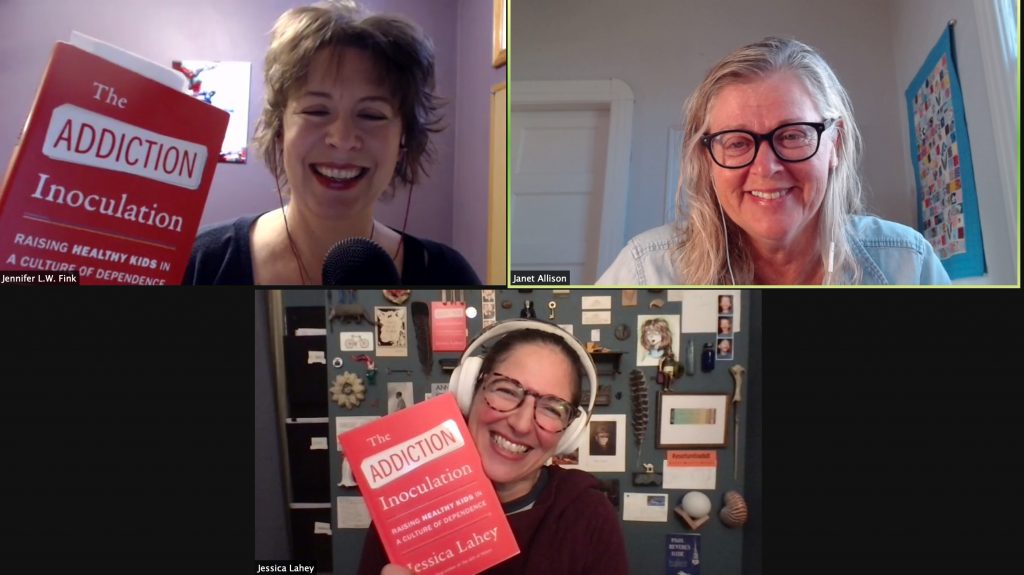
xmin=717 ymin=197 xmax=737 ymax=285
xmin=824 ymin=240 xmax=835 ymax=285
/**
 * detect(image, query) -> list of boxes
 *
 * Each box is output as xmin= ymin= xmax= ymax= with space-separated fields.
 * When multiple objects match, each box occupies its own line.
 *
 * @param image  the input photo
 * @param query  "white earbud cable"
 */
xmin=718 ymin=199 xmax=736 ymax=285
xmin=825 ymin=241 xmax=835 ymax=285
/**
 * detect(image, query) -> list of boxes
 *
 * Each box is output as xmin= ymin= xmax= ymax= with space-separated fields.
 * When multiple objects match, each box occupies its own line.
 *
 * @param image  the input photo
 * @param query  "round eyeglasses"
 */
xmin=701 ymin=119 xmax=836 ymax=169
xmin=480 ymin=372 xmax=579 ymax=433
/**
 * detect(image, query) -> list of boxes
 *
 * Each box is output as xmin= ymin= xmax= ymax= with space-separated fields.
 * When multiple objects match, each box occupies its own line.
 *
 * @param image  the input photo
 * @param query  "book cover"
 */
xmin=338 ymin=393 xmax=519 ymax=574
xmin=0 ymin=35 xmax=229 ymax=285
xmin=665 ymin=533 xmax=701 ymax=575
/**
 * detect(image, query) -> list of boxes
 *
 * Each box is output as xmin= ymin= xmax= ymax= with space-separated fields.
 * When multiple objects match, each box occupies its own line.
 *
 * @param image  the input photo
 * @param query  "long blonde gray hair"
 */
xmin=673 ymin=37 xmax=864 ymax=284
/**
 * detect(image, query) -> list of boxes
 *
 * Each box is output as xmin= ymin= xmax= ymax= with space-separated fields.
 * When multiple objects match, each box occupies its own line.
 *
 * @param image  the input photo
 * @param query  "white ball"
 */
xmin=681 ymin=491 xmax=712 ymax=518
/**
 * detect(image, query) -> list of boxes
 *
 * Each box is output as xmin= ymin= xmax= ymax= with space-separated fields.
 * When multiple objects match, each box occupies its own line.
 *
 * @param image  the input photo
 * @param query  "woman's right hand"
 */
xmin=381 ymin=564 xmax=414 ymax=575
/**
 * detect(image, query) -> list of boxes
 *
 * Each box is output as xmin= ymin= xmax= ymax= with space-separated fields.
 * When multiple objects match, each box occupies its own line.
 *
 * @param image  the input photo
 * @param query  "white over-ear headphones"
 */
xmin=448 ymin=319 xmax=598 ymax=456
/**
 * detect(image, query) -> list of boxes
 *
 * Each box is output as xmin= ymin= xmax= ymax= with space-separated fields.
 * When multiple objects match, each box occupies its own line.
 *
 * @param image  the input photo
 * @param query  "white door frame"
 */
xmin=511 ymin=80 xmax=634 ymax=277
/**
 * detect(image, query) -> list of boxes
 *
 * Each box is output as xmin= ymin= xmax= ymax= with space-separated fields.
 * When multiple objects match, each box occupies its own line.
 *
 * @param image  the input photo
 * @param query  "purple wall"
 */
xmin=453 ymin=0 xmax=507 ymax=279
xmin=1 ymin=0 xmax=491 ymax=279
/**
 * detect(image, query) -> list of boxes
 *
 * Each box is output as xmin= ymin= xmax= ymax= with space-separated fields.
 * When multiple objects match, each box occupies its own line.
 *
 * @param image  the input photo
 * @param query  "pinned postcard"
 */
xmin=581 ymin=311 xmax=612 ymax=325
xmin=340 ymin=331 xmax=374 ymax=352
xmin=662 ymin=450 xmax=717 ymax=490
xmin=337 ymin=496 xmax=372 ymax=529
xmin=581 ymin=295 xmax=612 ymax=310
xmin=623 ymin=492 xmax=669 ymax=522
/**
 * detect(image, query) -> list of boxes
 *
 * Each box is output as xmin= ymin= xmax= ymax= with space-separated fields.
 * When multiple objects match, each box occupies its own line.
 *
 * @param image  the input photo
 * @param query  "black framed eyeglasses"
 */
xmin=701 ymin=119 xmax=836 ymax=169
xmin=480 ymin=372 xmax=580 ymax=433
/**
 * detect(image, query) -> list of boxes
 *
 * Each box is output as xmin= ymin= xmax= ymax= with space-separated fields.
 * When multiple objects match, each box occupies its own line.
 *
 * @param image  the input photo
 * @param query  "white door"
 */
xmin=510 ymin=107 xmax=609 ymax=284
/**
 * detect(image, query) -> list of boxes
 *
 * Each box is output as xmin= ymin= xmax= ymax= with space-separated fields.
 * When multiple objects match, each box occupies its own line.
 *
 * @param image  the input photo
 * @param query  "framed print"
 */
xmin=636 ymin=314 xmax=680 ymax=367
xmin=492 ymin=0 xmax=507 ymax=68
xmin=656 ymin=393 xmax=729 ymax=449
xmin=374 ymin=306 xmax=407 ymax=357
xmin=578 ymin=414 xmax=626 ymax=472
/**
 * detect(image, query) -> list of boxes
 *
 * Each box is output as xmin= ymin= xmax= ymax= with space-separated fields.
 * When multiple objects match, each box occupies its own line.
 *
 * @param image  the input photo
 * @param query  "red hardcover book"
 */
xmin=338 ymin=393 xmax=519 ymax=574
xmin=430 ymin=301 xmax=468 ymax=352
xmin=0 ymin=33 xmax=229 ymax=285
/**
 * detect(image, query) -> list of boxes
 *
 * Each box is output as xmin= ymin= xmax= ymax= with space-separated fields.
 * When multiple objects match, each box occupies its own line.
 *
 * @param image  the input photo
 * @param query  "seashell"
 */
xmin=719 ymin=490 xmax=749 ymax=528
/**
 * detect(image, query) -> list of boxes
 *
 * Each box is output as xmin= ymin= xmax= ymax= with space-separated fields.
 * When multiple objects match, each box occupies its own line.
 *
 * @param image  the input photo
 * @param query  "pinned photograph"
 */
xmin=387 ymin=381 xmax=414 ymax=414
xmin=578 ymin=414 xmax=626 ymax=472
xmin=718 ymin=294 xmax=734 ymax=315
xmin=717 ymin=316 xmax=733 ymax=336
xmin=589 ymin=420 xmax=617 ymax=456
xmin=716 ymin=337 xmax=733 ymax=360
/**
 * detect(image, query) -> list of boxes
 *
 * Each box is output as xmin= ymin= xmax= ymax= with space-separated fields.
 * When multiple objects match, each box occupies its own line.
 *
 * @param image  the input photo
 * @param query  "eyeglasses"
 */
xmin=701 ymin=119 xmax=836 ymax=169
xmin=480 ymin=372 xmax=579 ymax=433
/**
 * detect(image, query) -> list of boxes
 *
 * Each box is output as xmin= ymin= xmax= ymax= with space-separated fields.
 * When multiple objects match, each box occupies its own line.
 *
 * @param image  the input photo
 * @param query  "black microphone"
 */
xmin=321 ymin=238 xmax=400 ymax=285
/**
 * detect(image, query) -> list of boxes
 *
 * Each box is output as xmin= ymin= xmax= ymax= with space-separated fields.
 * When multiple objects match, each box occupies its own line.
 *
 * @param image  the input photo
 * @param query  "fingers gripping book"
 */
xmin=0 ymin=32 xmax=229 ymax=285
xmin=338 ymin=394 xmax=520 ymax=574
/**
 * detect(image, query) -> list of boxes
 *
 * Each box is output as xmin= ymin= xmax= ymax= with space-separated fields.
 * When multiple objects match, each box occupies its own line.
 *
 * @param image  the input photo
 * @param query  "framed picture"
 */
xmin=636 ymin=314 xmax=680 ymax=367
xmin=492 ymin=0 xmax=507 ymax=68
xmin=656 ymin=393 xmax=729 ymax=449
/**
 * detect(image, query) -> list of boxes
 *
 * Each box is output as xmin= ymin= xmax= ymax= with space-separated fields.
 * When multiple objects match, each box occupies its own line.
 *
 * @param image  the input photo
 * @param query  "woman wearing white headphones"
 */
xmin=359 ymin=320 xmax=629 ymax=575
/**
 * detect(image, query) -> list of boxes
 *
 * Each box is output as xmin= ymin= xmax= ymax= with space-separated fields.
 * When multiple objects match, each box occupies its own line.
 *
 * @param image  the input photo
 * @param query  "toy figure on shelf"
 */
xmin=657 ymin=354 xmax=681 ymax=391
xmin=352 ymin=354 xmax=377 ymax=385
xmin=519 ymin=299 xmax=536 ymax=319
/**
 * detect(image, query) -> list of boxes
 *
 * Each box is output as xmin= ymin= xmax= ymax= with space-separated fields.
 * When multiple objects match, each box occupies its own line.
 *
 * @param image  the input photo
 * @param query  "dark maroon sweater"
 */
xmin=357 ymin=465 xmax=629 ymax=575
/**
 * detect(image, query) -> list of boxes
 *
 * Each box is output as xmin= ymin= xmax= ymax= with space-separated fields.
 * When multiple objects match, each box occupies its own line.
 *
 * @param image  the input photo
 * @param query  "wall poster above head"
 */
xmin=172 ymin=60 xmax=250 ymax=163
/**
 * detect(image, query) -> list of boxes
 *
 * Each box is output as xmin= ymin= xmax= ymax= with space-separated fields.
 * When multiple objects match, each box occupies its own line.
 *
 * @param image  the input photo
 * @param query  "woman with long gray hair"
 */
xmin=598 ymin=36 xmax=949 ymax=285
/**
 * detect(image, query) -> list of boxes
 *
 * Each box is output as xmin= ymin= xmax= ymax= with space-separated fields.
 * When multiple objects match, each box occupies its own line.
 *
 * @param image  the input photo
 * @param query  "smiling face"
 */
xmin=719 ymin=317 xmax=732 ymax=334
xmin=281 ymin=48 xmax=403 ymax=219
xmin=645 ymin=330 xmax=663 ymax=349
xmin=467 ymin=342 xmax=576 ymax=501
xmin=706 ymin=71 xmax=837 ymax=252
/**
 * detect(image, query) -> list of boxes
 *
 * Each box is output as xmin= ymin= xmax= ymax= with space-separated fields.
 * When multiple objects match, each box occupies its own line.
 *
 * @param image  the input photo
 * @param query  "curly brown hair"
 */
xmin=253 ymin=0 xmax=444 ymax=193
xmin=641 ymin=318 xmax=673 ymax=354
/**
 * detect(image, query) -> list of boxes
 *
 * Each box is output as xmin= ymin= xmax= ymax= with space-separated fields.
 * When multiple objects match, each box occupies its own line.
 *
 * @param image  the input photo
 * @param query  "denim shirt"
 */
xmin=596 ymin=215 xmax=952 ymax=285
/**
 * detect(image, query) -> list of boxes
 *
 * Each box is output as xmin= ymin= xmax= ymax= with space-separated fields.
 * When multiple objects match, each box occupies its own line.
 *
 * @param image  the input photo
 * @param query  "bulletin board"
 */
xmin=275 ymin=289 xmax=760 ymax=575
